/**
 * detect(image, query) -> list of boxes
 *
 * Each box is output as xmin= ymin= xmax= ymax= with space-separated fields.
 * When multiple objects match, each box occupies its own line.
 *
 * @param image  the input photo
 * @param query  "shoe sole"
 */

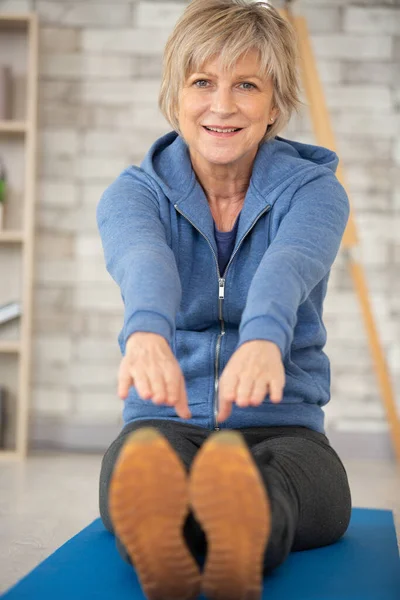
xmin=189 ymin=430 xmax=271 ymax=600
xmin=109 ymin=427 xmax=202 ymax=600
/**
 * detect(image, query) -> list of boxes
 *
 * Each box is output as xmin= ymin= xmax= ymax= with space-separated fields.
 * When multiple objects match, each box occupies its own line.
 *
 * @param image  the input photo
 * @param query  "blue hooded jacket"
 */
xmin=96 ymin=131 xmax=350 ymax=434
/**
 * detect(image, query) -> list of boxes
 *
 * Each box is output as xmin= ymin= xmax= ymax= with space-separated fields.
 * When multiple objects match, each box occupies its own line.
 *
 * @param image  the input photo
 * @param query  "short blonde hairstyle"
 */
xmin=158 ymin=0 xmax=303 ymax=144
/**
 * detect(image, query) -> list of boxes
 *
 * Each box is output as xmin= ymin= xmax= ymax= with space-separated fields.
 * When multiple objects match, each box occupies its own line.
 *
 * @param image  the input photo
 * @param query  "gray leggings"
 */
xmin=99 ymin=419 xmax=352 ymax=575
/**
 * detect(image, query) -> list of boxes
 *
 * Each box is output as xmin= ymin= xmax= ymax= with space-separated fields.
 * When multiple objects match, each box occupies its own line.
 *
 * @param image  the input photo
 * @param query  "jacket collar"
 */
xmin=140 ymin=131 xmax=336 ymax=258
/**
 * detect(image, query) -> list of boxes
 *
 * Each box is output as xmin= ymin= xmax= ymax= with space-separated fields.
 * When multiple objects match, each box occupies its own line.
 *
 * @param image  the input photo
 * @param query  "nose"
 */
xmin=210 ymin=85 xmax=237 ymax=116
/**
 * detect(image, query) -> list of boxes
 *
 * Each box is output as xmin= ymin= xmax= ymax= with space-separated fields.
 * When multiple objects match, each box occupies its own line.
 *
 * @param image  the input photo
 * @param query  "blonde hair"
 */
xmin=158 ymin=0 xmax=303 ymax=143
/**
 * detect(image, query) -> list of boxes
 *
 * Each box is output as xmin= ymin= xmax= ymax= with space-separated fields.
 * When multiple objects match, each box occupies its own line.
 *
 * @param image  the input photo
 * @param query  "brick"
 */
xmin=82 ymin=131 xmax=138 ymax=156
xmin=356 ymin=213 xmax=399 ymax=242
xmin=74 ymin=283 xmax=123 ymax=311
xmin=72 ymin=391 xmax=121 ymax=422
xmin=129 ymin=106 xmax=174 ymax=131
xmin=40 ymin=53 xmax=132 ymax=80
xmin=135 ymin=2 xmax=185 ymax=29
xmin=74 ymin=338 xmax=121 ymax=362
xmin=71 ymin=312 xmax=123 ymax=337
xmin=37 ymin=260 xmax=77 ymax=285
xmin=350 ymin=192 xmax=391 ymax=213
xmin=40 ymin=81 xmax=80 ymax=104
xmin=82 ymin=28 xmax=171 ymax=55
xmin=342 ymin=61 xmax=396 ymax=86
xmin=299 ymin=0 xmax=398 ymax=6
xmin=311 ymin=34 xmax=392 ymax=60
xmin=37 ymin=205 xmax=78 ymax=233
xmin=315 ymin=60 xmax=342 ymax=84
xmin=331 ymin=420 xmax=388 ymax=434
xmin=300 ymin=6 xmax=342 ymax=33
xmin=34 ymin=287 xmax=74 ymax=313
xmin=344 ymin=6 xmax=400 ymax=35
xmin=40 ymin=129 xmax=79 ymax=157
xmin=79 ymin=105 xmax=133 ymax=129
xmin=38 ymin=154 xmax=77 ymax=180
xmin=81 ymin=183 xmax=107 ymax=206
xmin=40 ymin=27 xmax=81 ymax=53
xmin=38 ymin=181 xmax=78 ymax=208
xmin=336 ymin=137 xmax=392 ymax=163
xmin=37 ymin=2 xmax=131 ymax=27
xmin=131 ymin=55 xmax=163 ymax=79
xmin=80 ymin=79 xmax=159 ymax=106
xmin=325 ymin=85 xmax=392 ymax=111
xmin=394 ymin=138 xmax=400 ymax=165
xmin=33 ymin=335 xmax=73 ymax=363
xmin=76 ymin=201 xmax=98 ymax=233
xmin=387 ymin=343 xmax=400 ymax=374
xmin=331 ymin=112 xmax=400 ymax=139
xmin=69 ymin=361 xmax=118 ymax=389
xmin=33 ymin=387 xmax=72 ymax=416
xmin=32 ymin=357 xmax=70 ymax=386
xmin=324 ymin=291 xmax=360 ymax=317
xmin=39 ymin=103 xmax=86 ymax=128
xmin=76 ymin=259 xmax=111 ymax=284
xmin=33 ymin=312 xmax=74 ymax=336
xmin=36 ymin=232 xmax=75 ymax=259
xmin=75 ymin=235 xmax=104 ymax=259
xmin=82 ymin=129 xmax=162 ymax=156
xmin=0 ymin=0 xmax=32 ymax=13
xmin=76 ymin=157 xmax=125 ymax=182
xmin=345 ymin=164 xmax=393 ymax=194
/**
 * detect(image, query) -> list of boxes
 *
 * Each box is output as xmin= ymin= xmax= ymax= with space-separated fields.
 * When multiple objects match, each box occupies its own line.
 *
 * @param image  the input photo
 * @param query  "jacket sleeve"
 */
xmin=237 ymin=168 xmax=350 ymax=360
xmin=96 ymin=166 xmax=182 ymax=354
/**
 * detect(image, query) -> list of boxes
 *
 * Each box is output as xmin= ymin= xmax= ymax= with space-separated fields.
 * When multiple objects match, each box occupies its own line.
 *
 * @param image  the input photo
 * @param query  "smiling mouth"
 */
xmin=202 ymin=126 xmax=243 ymax=137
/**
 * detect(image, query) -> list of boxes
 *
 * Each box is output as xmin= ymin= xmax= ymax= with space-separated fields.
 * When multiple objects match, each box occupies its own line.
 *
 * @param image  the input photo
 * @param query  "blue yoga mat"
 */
xmin=2 ymin=508 xmax=399 ymax=599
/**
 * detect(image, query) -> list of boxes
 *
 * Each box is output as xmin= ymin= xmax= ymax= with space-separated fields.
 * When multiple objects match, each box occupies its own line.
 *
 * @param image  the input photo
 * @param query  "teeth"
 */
xmin=206 ymin=127 xmax=238 ymax=133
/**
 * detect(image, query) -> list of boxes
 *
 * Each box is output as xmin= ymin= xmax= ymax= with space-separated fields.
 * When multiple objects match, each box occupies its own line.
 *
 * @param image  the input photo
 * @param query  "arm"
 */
xmin=96 ymin=166 xmax=182 ymax=355
xmin=237 ymin=167 xmax=350 ymax=360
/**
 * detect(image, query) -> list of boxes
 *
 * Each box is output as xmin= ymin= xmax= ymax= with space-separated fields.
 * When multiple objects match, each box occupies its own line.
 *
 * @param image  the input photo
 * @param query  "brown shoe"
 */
xmin=189 ymin=430 xmax=271 ymax=600
xmin=109 ymin=427 xmax=202 ymax=600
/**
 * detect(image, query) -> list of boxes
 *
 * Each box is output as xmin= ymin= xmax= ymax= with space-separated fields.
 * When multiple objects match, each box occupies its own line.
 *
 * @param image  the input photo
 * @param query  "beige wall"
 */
xmin=0 ymin=0 xmax=398 ymax=452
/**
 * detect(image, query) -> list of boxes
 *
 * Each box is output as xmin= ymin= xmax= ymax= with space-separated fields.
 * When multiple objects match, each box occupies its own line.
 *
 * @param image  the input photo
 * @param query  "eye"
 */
xmin=240 ymin=82 xmax=256 ymax=90
xmin=193 ymin=79 xmax=209 ymax=87
xmin=192 ymin=79 xmax=256 ymax=90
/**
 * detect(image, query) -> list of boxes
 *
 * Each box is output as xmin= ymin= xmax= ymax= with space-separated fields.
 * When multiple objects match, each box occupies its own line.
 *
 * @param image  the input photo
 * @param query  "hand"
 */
xmin=217 ymin=340 xmax=285 ymax=422
xmin=118 ymin=332 xmax=192 ymax=420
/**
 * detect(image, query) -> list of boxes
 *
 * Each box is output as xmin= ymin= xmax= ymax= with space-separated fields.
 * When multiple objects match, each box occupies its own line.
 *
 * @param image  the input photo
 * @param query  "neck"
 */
xmin=189 ymin=148 xmax=256 ymax=205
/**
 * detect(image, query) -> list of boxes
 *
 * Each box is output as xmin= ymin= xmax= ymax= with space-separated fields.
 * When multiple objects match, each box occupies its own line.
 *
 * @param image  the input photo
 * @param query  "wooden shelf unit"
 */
xmin=0 ymin=13 xmax=38 ymax=459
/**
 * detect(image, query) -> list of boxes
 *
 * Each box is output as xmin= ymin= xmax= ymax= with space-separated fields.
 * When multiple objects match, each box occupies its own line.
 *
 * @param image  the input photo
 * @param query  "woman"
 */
xmin=97 ymin=1 xmax=352 ymax=599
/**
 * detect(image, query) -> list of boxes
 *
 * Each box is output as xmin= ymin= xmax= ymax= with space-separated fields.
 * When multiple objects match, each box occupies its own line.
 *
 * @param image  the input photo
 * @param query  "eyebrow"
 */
xmin=193 ymin=71 xmax=263 ymax=81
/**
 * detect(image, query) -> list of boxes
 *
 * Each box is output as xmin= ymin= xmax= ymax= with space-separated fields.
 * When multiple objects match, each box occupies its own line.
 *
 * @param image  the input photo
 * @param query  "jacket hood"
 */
xmin=139 ymin=130 xmax=339 ymax=205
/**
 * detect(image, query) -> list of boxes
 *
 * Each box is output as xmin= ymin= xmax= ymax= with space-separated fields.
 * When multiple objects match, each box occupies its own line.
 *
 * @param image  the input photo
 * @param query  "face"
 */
xmin=178 ymin=49 xmax=278 ymax=170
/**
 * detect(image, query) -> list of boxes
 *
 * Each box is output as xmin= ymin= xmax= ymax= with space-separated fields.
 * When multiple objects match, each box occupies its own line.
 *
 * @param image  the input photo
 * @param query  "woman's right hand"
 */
xmin=118 ymin=331 xmax=192 ymax=420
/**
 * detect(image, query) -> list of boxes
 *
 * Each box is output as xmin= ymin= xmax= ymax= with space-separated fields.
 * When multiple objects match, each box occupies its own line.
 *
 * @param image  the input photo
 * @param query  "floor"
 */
xmin=0 ymin=452 xmax=399 ymax=594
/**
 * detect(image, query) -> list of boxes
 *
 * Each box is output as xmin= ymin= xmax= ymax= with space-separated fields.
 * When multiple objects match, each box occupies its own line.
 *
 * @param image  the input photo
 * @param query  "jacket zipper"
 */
xmin=174 ymin=202 xmax=271 ymax=430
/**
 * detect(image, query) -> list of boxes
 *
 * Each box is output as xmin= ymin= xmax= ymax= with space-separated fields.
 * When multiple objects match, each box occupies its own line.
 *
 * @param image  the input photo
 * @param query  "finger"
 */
xmin=249 ymin=380 xmax=268 ymax=406
xmin=218 ymin=372 xmax=238 ymax=406
xmin=164 ymin=368 xmax=180 ymax=407
xmin=118 ymin=358 xmax=133 ymax=399
xmin=130 ymin=369 xmax=152 ymax=401
xmin=149 ymin=370 xmax=167 ymax=405
xmin=236 ymin=376 xmax=254 ymax=407
xmin=217 ymin=394 xmax=233 ymax=422
xmin=175 ymin=375 xmax=191 ymax=419
xmin=269 ymin=379 xmax=284 ymax=403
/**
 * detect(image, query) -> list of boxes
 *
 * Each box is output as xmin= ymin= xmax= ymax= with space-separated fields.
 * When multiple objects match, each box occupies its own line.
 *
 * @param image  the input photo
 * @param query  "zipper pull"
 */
xmin=219 ymin=278 xmax=225 ymax=299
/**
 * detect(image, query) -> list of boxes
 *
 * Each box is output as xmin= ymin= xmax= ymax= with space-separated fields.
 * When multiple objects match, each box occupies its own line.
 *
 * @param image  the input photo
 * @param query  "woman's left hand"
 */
xmin=217 ymin=340 xmax=285 ymax=422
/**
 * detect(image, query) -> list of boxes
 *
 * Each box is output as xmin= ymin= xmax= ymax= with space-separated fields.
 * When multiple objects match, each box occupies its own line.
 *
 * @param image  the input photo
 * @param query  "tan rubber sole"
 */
xmin=109 ymin=427 xmax=201 ymax=600
xmin=189 ymin=430 xmax=271 ymax=600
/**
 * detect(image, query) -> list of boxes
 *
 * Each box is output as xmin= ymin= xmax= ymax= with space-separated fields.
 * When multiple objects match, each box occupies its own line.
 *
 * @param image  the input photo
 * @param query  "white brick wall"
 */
xmin=28 ymin=0 xmax=400 ymax=448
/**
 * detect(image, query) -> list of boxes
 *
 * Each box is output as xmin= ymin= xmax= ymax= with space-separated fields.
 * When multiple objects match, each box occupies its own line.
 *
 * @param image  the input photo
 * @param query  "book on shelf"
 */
xmin=0 ymin=301 xmax=22 ymax=326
